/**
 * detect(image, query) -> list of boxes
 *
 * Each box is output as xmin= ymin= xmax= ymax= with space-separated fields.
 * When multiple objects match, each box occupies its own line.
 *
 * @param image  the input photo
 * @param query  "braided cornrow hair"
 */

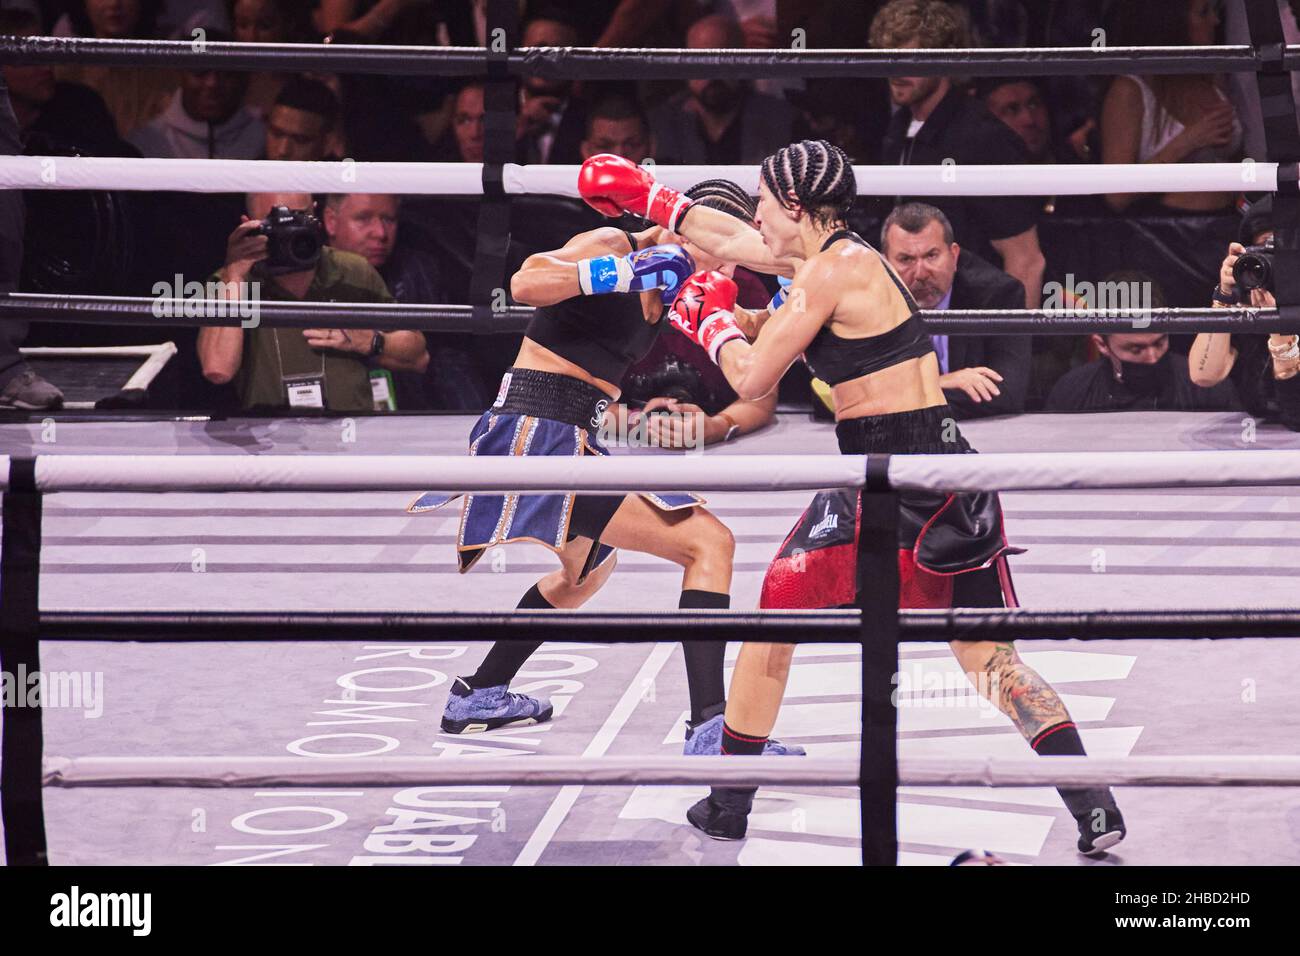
xmin=760 ymin=139 xmax=857 ymax=228
xmin=684 ymin=178 xmax=757 ymax=224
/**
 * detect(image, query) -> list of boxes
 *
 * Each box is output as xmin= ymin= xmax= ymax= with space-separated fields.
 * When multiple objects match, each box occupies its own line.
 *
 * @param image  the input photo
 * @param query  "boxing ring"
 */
xmin=4 ymin=4 xmax=1300 ymax=868
xmin=2 ymin=412 xmax=1300 ymax=867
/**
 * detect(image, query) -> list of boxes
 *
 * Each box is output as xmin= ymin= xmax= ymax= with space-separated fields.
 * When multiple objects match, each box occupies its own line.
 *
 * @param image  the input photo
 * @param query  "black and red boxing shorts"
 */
xmin=759 ymin=405 xmax=1023 ymax=611
xmin=758 ymin=486 xmax=1022 ymax=610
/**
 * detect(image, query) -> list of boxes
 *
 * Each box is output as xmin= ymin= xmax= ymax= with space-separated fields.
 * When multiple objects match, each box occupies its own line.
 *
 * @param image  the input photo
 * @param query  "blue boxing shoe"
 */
xmin=682 ymin=714 xmax=807 ymax=756
xmin=440 ymin=677 xmax=553 ymax=734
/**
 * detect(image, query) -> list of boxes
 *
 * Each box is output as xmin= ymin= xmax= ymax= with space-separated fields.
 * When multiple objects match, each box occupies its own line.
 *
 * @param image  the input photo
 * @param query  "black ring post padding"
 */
xmin=468 ymin=0 xmax=519 ymax=325
xmin=1246 ymin=1 xmax=1300 ymax=319
xmin=855 ymin=490 xmax=899 ymax=866
xmin=0 ymin=457 xmax=48 ymax=865
xmin=864 ymin=454 xmax=892 ymax=492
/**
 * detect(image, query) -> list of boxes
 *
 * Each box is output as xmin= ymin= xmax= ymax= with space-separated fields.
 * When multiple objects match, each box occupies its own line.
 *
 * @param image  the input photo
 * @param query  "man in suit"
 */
xmin=648 ymin=13 xmax=795 ymax=165
xmin=516 ymin=17 xmax=588 ymax=165
xmin=881 ymin=202 xmax=1031 ymax=419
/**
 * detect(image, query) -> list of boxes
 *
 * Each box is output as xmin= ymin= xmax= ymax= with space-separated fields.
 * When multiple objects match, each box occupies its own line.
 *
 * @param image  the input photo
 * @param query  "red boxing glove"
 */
xmin=578 ymin=154 xmax=694 ymax=232
xmin=668 ymin=271 xmax=746 ymax=365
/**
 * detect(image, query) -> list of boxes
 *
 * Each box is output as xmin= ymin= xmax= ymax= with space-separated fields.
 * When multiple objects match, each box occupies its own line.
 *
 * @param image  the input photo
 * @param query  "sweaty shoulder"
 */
xmin=798 ymin=239 xmax=885 ymax=290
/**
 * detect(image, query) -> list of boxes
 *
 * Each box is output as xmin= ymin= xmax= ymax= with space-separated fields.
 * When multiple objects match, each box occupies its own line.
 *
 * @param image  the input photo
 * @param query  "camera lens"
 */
xmin=1234 ymin=253 xmax=1271 ymax=292
xmin=290 ymin=233 xmax=319 ymax=262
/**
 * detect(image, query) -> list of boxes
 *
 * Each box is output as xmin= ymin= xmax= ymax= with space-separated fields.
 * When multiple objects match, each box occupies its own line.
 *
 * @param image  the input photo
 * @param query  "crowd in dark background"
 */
xmin=1 ymin=0 xmax=1299 ymax=432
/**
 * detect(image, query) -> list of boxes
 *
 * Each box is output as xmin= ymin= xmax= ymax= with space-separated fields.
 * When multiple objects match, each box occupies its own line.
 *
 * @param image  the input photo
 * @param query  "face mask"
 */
xmin=1112 ymin=354 xmax=1170 ymax=395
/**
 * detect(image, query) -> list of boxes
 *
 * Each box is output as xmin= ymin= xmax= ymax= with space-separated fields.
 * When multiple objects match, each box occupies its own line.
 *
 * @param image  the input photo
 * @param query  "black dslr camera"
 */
xmin=258 ymin=205 xmax=322 ymax=275
xmin=624 ymin=355 xmax=705 ymax=412
xmin=1232 ymin=238 xmax=1275 ymax=293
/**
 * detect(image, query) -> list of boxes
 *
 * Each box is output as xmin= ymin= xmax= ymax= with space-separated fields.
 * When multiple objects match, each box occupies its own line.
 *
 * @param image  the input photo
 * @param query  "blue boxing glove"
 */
xmin=577 ymin=243 xmax=696 ymax=302
xmin=767 ymin=274 xmax=793 ymax=312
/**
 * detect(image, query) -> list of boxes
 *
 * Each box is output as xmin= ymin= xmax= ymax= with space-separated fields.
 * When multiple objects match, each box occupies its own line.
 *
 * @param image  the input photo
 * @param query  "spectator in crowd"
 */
xmin=197 ymin=192 xmax=428 ymax=412
xmin=976 ymin=76 xmax=1094 ymax=164
xmin=1190 ymin=196 xmax=1300 ymax=427
xmin=516 ymin=17 xmax=588 ymax=165
xmin=264 ymin=77 xmax=340 ymax=161
xmin=129 ymin=31 xmax=264 ymax=158
xmin=0 ymin=72 xmax=63 ymax=409
xmin=966 ymin=0 xmax=1107 ymax=147
xmin=52 ymin=0 xmax=181 ymax=138
xmin=229 ymin=0 xmax=310 ymax=117
xmin=322 ymin=192 xmax=487 ymax=410
xmin=870 ymin=0 xmax=1046 ymax=309
xmin=648 ymin=13 xmax=795 ymax=165
xmin=0 ymin=8 xmax=126 ymax=155
xmin=451 ymin=81 xmax=485 ymax=163
xmin=579 ymin=91 xmax=653 ymax=163
xmin=1046 ymin=274 xmax=1241 ymax=412
xmin=881 ymin=203 xmax=1031 ymax=418
xmin=1100 ymin=1 xmax=1243 ymax=215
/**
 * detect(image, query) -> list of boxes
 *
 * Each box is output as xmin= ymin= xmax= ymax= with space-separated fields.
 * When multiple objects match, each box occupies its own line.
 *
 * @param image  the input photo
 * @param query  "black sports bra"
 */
xmin=524 ymin=230 xmax=664 ymax=385
xmin=801 ymin=230 xmax=935 ymax=387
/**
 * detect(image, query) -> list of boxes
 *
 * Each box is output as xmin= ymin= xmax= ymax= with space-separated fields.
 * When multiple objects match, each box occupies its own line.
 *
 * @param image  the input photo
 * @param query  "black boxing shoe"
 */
xmin=1072 ymin=797 xmax=1126 ymax=856
xmin=687 ymin=786 xmax=756 ymax=841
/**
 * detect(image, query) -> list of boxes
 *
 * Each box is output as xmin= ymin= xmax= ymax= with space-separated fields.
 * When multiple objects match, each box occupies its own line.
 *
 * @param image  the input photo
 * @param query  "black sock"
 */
xmin=1032 ymin=721 xmax=1120 ymax=825
xmin=678 ymin=589 xmax=729 ymax=724
xmin=720 ymin=721 xmax=767 ymax=756
xmin=465 ymin=583 xmax=550 ymax=689
xmin=1031 ymin=721 xmax=1084 ymax=755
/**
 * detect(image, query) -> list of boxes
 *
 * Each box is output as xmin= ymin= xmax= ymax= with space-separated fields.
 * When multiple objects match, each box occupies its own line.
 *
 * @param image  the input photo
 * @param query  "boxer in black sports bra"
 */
xmin=585 ymin=140 xmax=1127 ymax=855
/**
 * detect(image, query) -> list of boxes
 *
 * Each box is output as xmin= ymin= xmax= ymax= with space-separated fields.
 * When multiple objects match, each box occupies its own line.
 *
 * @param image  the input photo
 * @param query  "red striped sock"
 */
xmin=720 ymin=722 xmax=767 ymax=756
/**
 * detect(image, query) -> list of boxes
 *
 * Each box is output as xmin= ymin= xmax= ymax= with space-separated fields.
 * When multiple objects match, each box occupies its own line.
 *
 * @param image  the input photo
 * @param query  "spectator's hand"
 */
xmin=1181 ymin=101 xmax=1235 ymax=151
xmin=1219 ymin=242 xmax=1246 ymax=296
xmin=739 ymin=14 xmax=779 ymax=48
xmin=223 ymin=216 xmax=268 ymax=281
xmin=1067 ymin=117 xmax=1096 ymax=160
xmin=940 ymin=366 xmax=1003 ymax=403
xmin=518 ymin=91 xmax=563 ymax=140
xmin=303 ymin=328 xmax=374 ymax=354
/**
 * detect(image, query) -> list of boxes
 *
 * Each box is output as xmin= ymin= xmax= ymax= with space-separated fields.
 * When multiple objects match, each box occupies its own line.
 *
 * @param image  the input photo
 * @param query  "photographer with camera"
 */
xmin=1191 ymin=195 xmax=1300 ymax=429
xmin=197 ymin=192 xmax=428 ymax=412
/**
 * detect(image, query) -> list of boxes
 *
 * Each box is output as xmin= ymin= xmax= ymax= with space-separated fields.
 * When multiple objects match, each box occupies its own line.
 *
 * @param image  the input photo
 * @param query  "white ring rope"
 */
xmin=39 ymin=755 xmax=1300 ymax=789
xmin=17 ymin=449 xmax=1300 ymax=495
xmin=0 ymin=156 xmax=1273 ymax=196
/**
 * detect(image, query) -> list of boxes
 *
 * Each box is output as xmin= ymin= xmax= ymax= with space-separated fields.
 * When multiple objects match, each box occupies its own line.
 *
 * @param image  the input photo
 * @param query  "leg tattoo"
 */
xmin=982 ymin=643 xmax=1072 ymax=741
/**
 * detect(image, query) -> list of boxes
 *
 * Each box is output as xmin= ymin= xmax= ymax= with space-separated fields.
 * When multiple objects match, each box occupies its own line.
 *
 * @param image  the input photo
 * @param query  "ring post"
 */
xmin=0 ymin=457 xmax=48 ymax=865
xmin=857 ymin=455 xmax=899 ymax=865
